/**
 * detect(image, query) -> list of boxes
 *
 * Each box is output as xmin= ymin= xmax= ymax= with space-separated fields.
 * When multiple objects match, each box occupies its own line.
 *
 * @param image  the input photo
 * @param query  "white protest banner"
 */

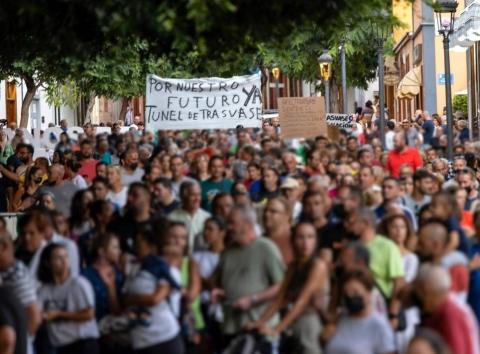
xmin=325 ymin=113 xmax=354 ymax=129
xmin=145 ymin=73 xmax=262 ymax=130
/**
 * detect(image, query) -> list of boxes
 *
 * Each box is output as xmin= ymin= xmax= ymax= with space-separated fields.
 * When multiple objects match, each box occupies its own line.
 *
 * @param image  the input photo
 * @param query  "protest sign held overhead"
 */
xmin=145 ymin=73 xmax=262 ymax=130
xmin=278 ymin=97 xmax=327 ymax=139
xmin=325 ymin=113 xmax=354 ymax=129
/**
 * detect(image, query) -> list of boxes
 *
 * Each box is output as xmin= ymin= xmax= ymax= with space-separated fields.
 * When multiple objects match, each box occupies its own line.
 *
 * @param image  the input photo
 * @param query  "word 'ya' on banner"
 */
xmin=145 ymin=73 xmax=262 ymax=130
xmin=325 ymin=113 xmax=354 ymax=129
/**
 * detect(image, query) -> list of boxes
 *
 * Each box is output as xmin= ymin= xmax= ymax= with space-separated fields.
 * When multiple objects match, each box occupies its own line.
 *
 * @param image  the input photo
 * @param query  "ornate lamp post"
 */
xmin=318 ymin=50 xmax=333 ymax=113
xmin=271 ymin=66 xmax=281 ymax=108
xmin=434 ymin=0 xmax=458 ymax=161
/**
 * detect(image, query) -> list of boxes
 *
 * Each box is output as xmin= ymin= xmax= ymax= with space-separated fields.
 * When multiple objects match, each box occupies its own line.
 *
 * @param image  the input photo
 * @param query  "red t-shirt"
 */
xmin=424 ymin=295 xmax=480 ymax=354
xmin=78 ymin=159 xmax=98 ymax=184
xmin=386 ymin=148 xmax=423 ymax=177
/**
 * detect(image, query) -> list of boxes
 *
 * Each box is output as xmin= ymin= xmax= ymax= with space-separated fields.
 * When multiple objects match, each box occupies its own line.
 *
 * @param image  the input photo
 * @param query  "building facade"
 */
xmin=391 ymin=0 xmax=467 ymax=120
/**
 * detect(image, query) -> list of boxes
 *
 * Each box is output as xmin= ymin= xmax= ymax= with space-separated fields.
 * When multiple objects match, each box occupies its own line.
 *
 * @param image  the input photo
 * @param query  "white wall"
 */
xmin=0 ymin=79 xmax=74 ymax=130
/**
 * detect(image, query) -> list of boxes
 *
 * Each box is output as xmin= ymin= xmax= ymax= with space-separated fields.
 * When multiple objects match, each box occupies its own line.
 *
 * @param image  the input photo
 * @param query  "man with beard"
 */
xmin=402 ymin=169 xmax=434 ymax=215
xmin=417 ymin=222 xmax=469 ymax=301
xmin=386 ymin=132 xmax=423 ymax=178
xmin=109 ymin=182 xmax=162 ymax=254
xmin=120 ymin=148 xmax=144 ymax=186
xmin=77 ymin=139 xmax=99 ymax=184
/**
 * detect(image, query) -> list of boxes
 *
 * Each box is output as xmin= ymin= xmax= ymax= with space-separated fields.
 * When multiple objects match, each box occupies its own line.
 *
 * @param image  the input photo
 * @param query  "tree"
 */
xmin=0 ymin=0 xmax=395 ymax=126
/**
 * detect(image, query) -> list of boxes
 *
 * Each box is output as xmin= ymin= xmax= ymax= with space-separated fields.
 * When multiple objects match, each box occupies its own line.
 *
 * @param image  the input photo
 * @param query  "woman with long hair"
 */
xmin=379 ymin=213 xmax=420 ymax=354
xmin=324 ymin=269 xmax=395 ymax=354
xmin=164 ymin=221 xmax=204 ymax=349
xmin=189 ymin=153 xmax=210 ymax=182
xmin=37 ymin=243 xmax=100 ymax=354
xmin=82 ymin=233 xmax=123 ymax=321
xmin=247 ymin=222 xmax=328 ymax=354
xmin=250 ymin=166 xmax=281 ymax=203
xmin=69 ymin=190 xmax=94 ymax=241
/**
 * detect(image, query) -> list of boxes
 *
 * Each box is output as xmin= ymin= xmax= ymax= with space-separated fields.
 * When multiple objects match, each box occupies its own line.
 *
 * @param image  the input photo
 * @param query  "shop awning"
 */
xmin=397 ymin=66 xmax=422 ymax=99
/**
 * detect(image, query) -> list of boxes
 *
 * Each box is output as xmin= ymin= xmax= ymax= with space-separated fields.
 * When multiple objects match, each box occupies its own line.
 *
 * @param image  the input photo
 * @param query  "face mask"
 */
xmin=129 ymin=163 xmax=138 ymax=170
xmin=344 ymin=295 xmax=365 ymax=314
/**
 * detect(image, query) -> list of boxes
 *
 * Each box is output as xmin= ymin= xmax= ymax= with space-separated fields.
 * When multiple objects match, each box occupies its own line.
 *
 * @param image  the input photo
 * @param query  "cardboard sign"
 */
xmin=326 ymin=113 xmax=354 ymax=129
xmin=145 ymin=73 xmax=262 ymax=130
xmin=278 ymin=97 xmax=327 ymax=139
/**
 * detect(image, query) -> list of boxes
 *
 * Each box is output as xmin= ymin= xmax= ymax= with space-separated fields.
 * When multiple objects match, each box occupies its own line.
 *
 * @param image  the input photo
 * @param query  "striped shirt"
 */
xmin=0 ymin=260 xmax=37 ymax=306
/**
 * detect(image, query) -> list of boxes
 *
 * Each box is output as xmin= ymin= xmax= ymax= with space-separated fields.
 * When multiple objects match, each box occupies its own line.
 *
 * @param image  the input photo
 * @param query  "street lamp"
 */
xmin=271 ymin=66 xmax=281 ymax=108
xmin=318 ymin=50 xmax=333 ymax=113
xmin=434 ymin=0 xmax=458 ymax=161
xmin=340 ymin=37 xmax=348 ymax=114
xmin=370 ymin=10 xmax=391 ymax=150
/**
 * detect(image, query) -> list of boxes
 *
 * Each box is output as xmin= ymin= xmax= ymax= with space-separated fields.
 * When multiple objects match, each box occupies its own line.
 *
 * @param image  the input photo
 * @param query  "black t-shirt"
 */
xmin=108 ymin=212 xmax=166 ymax=254
xmin=0 ymin=286 xmax=27 ymax=354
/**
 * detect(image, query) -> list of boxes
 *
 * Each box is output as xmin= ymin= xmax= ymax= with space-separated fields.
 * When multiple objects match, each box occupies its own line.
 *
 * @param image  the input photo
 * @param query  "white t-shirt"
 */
xmin=326 ymin=313 xmax=395 ymax=354
xmin=71 ymin=175 xmax=88 ymax=189
xmin=38 ymin=276 xmax=99 ymax=347
xmin=107 ymin=187 xmax=128 ymax=209
xmin=385 ymin=131 xmax=395 ymax=151
xmin=125 ymin=269 xmax=180 ymax=349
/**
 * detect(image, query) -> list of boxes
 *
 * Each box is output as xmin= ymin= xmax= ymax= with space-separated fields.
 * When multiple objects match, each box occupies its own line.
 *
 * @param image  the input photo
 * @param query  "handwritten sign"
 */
xmin=145 ymin=73 xmax=262 ymax=130
xmin=278 ymin=97 xmax=327 ymax=139
xmin=326 ymin=114 xmax=354 ymax=129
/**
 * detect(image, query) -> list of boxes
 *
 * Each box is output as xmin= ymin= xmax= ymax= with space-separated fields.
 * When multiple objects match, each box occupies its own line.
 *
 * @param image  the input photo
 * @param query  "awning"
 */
xmin=397 ymin=66 xmax=422 ymax=99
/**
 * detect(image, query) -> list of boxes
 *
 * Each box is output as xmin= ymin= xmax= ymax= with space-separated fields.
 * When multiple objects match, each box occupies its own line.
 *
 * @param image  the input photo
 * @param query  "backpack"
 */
xmin=222 ymin=333 xmax=271 ymax=354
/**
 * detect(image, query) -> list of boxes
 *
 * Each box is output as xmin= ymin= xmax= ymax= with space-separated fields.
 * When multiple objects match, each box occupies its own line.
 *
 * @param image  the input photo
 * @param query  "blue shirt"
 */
xmin=422 ymin=119 xmax=435 ymax=145
xmin=468 ymin=242 xmax=480 ymax=323
xmin=82 ymin=266 xmax=124 ymax=320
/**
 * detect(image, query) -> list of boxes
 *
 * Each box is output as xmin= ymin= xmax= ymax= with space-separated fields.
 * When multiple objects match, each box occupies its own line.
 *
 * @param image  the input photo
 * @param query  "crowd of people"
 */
xmin=1 ymin=105 xmax=480 ymax=354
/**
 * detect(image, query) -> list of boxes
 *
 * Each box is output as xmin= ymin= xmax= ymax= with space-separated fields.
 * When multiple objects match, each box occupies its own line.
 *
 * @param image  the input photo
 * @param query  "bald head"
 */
xmin=416 ymin=264 xmax=451 ymax=293
xmin=418 ymin=222 xmax=449 ymax=262
xmin=419 ymin=222 xmax=448 ymax=244
xmin=49 ymin=164 xmax=65 ymax=184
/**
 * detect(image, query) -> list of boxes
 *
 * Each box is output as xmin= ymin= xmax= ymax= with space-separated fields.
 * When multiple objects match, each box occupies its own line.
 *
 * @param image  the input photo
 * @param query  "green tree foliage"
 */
xmin=0 ymin=0 xmax=394 ymax=126
xmin=453 ymin=94 xmax=468 ymax=116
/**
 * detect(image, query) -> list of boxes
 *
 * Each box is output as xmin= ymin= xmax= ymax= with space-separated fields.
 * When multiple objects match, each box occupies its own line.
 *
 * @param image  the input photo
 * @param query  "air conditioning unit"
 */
xmin=413 ymin=44 xmax=423 ymax=65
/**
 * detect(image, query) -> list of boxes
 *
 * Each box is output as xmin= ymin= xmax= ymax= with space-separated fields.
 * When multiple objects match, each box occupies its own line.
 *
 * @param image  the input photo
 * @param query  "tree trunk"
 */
xmin=84 ymin=93 xmax=96 ymax=123
xmin=330 ymin=81 xmax=341 ymax=114
xmin=19 ymin=76 xmax=37 ymax=129
xmin=118 ymin=97 xmax=130 ymax=123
